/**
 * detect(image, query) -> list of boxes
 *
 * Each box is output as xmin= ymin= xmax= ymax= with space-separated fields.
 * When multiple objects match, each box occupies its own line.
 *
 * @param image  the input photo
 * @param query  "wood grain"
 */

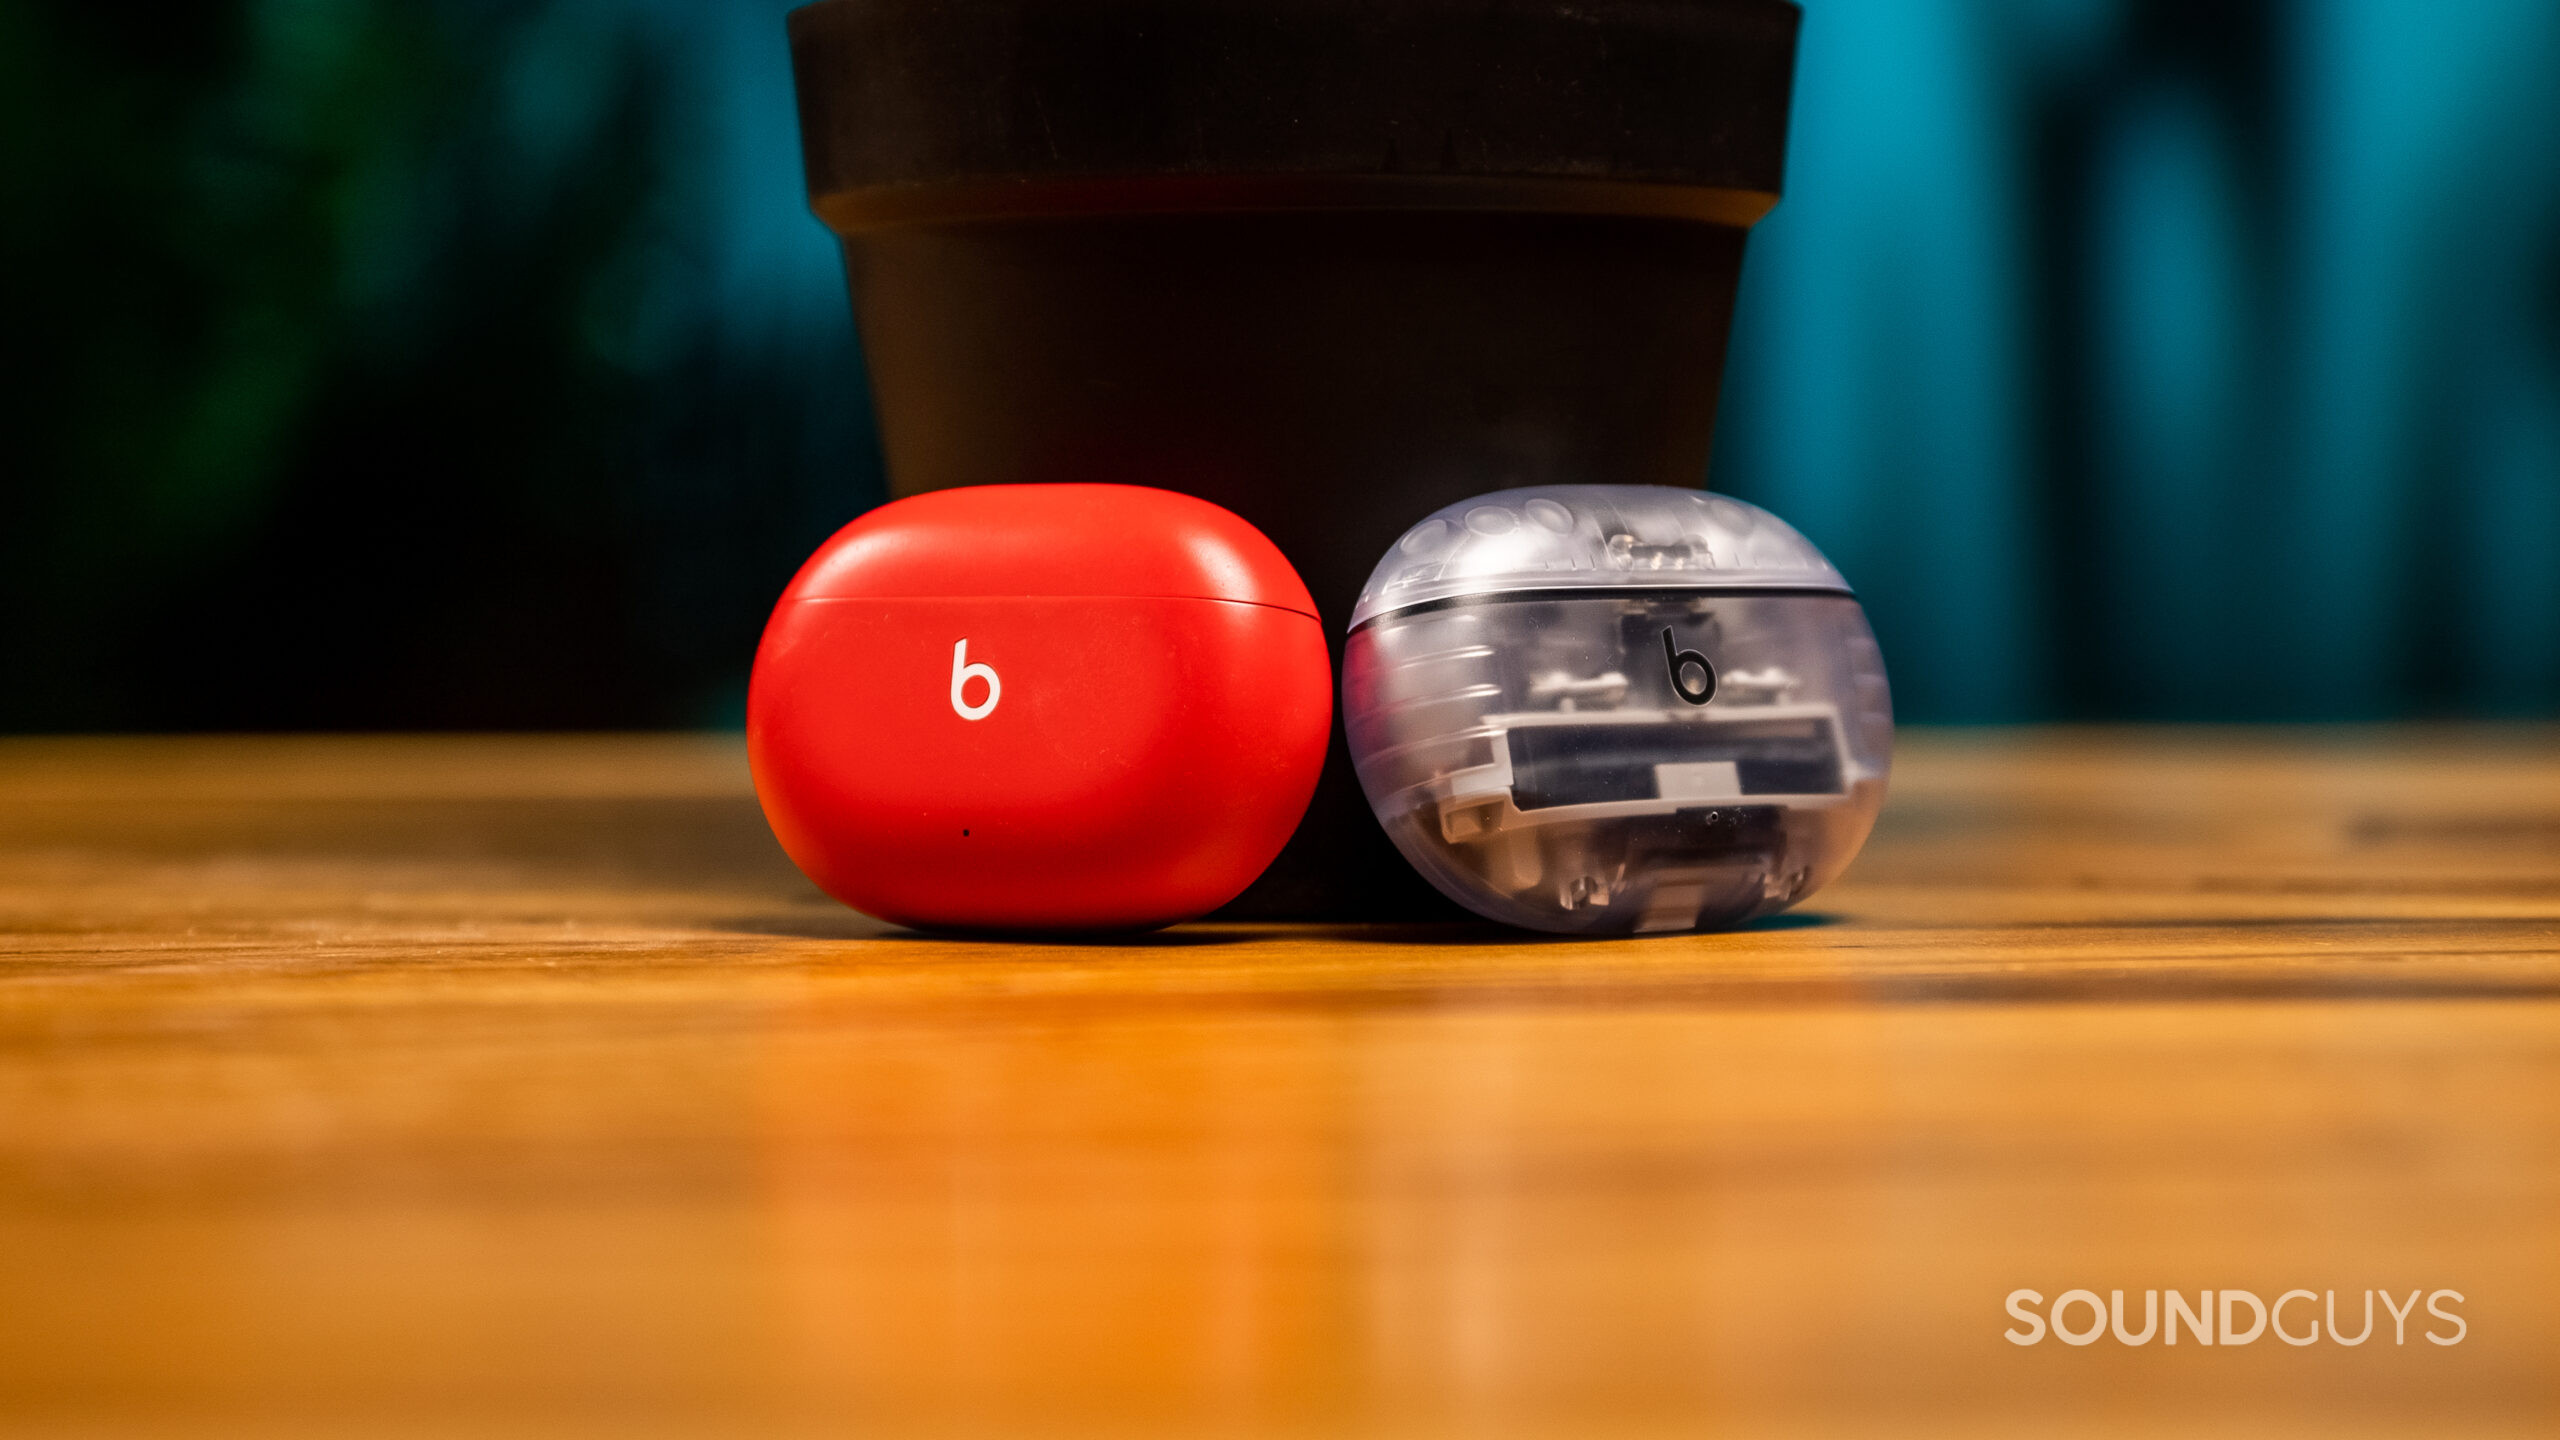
xmin=0 ymin=730 xmax=2554 ymax=1438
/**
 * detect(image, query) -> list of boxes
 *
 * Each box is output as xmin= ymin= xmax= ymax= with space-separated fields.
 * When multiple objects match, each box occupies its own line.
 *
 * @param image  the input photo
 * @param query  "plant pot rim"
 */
xmin=790 ymin=0 xmax=1800 ymax=227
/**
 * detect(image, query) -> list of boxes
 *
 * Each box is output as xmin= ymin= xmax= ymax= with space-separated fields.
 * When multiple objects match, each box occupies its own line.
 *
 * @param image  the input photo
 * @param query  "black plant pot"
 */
xmin=789 ymin=0 xmax=1802 ymax=919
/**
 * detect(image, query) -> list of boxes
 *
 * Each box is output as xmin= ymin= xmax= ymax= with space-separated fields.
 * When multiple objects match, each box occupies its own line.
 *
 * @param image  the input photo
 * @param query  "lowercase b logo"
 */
xmin=950 ymin=639 xmax=1001 ymax=721
xmin=1663 ymin=628 xmax=1715 ymax=706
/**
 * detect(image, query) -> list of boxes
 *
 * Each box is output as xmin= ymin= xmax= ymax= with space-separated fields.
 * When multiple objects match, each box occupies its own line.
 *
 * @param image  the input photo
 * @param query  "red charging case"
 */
xmin=748 ymin=484 xmax=1332 ymax=933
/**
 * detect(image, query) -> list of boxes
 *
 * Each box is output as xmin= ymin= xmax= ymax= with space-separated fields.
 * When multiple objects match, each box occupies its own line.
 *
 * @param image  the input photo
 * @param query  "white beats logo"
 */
xmin=950 ymin=639 xmax=1001 ymax=721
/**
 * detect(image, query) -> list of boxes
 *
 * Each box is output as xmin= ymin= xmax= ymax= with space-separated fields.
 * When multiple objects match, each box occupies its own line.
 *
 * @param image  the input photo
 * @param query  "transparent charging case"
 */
xmin=1343 ymin=486 xmax=1893 ymax=935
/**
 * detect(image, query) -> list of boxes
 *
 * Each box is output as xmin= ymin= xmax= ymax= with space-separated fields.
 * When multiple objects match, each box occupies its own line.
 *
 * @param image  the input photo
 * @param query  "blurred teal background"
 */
xmin=5 ymin=0 xmax=2556 ymax=729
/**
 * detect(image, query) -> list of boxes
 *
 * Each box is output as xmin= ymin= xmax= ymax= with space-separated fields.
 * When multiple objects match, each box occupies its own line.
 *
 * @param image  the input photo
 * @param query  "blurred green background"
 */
xmin=5 ymin=0 xmax=2556 ymax=729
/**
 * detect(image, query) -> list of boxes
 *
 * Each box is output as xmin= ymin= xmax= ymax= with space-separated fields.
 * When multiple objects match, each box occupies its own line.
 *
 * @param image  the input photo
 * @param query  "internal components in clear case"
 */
xmin=1344 ymin=486 xmax=1892 ymax=935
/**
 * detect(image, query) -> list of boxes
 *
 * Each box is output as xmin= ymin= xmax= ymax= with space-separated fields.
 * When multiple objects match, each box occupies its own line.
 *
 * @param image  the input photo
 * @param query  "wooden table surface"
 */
xmin=1 ymin=730 xmax=2554 ymax=1438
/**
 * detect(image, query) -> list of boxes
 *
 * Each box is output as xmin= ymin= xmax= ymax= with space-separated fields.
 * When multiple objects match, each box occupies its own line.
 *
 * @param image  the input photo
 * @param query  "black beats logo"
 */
xmin=1662 ymin=628 xmax=1715 ymax=706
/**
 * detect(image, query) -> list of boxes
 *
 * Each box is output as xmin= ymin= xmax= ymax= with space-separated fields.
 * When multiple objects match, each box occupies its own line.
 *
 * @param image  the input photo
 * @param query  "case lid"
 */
xmin=1348 ymin=485 xmax=1850 ymax=630
xmin=783 ymin=483 xmax=1319 ymax=616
